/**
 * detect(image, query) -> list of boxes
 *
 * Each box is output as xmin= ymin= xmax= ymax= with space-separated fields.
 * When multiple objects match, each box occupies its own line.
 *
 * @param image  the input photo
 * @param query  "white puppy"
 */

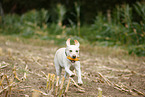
xmin=54 ymin=38 xmax=83 ymax=85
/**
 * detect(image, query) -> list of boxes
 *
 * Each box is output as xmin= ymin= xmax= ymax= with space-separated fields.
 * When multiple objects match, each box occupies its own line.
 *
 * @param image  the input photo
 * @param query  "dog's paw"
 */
xmin=70 ymin=73 xmax=75 ymax=77
xmin=78 ymin=82 xmax=83 ymax=86
xmin=78 ymin=81 xmax=83 ymax=86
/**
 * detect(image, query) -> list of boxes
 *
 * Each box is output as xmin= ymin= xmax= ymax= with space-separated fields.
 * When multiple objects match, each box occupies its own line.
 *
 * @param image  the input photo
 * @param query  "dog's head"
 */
xmin=65 ymin=38 xmax=80 ymax=63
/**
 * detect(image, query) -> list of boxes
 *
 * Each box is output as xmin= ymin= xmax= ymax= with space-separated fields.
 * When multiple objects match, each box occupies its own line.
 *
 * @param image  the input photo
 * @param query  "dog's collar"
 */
xmin=65 ymin=51 xmax=80 ymax=63
xmin=65 ymin=51 xmax=68 ymax=56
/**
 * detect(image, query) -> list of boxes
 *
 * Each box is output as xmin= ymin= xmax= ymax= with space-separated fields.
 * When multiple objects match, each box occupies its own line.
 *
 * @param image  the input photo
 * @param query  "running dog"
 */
xmin=54 ymin=38 xmax=83 ymax=85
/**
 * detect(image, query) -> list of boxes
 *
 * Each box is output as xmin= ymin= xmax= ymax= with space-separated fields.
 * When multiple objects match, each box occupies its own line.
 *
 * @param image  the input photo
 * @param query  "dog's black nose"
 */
xmin=72 ymin=55 xmax=76 ymax=59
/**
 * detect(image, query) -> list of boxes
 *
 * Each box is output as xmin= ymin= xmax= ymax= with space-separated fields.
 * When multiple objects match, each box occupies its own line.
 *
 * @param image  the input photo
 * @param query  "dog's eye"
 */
xmin=76 ymin=50 xmax=78 ymax=52
xmin=69 ymin=50 xmax=72 ymax=52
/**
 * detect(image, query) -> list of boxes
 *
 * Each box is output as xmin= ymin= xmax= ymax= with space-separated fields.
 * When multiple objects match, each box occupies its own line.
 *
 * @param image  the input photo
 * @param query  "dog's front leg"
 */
xmin=75 ymin=64 xmax=83 ymax=85
xmin=65 ymin=67 xmax=75 ymax=77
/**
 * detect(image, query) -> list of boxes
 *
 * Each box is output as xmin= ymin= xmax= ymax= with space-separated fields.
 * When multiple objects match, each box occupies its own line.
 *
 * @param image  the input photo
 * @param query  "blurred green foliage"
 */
xmin=0 ymin=2 xmax=145 ymax=56
xmin=2 ymin=0 xmax=141 ymax=24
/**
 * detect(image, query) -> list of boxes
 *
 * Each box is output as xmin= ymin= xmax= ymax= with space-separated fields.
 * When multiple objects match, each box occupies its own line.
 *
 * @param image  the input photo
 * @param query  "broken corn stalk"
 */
xmin=65 ymin=78 xmax=71 ymax=95
xmin=59 ymin=76 xmax=65 ymax=97
xmin=98 ymin=87 xmax=102 ymax=97
xmin=0 ymin=82 xmax=15 ymax=94
xmin=7 ymin=48 xmax=12 ymax=58
xmin=51 ymin=74 xmax=55 ymax=91
xmin=32 ymin=89 xmax=48 ymax=96
xmin=23 ymin=65 xmax=28 ymax=81
xmin=55 ymin=76 xmax=59 ymax=96
xmin=0 ymin=48 xmax=3 ymax=55
xmin=46 ymin=73 xmax=50 ymax=90
xmin=49 ymin=74 xmax=53 ymax=90
xmin=9 ymin=78 xmax=13 ymax=95
xmin=41 ymin=71 xmax=47 ymax=78
xmin=70 ymin=77 xmax=84 ymax=90
xmin=24 ymin=73 xmax=27 ymax=81
xmin=13 ymin=66 xmax=22 ymax=82
xmin=0 ymin=75 xmax=5 ymax=86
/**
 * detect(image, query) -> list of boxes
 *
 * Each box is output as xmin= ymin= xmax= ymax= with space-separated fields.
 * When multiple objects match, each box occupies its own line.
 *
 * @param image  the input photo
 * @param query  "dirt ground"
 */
xmin=0 ymin=36 xmax=145 ymax=97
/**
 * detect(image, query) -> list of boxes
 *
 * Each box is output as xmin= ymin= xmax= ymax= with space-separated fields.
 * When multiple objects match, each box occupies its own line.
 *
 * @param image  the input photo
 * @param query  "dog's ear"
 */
xmin=74 ymin=40 xmax=80 ymax=47
xmin=66 ymin=38 xmax=71 ymax=46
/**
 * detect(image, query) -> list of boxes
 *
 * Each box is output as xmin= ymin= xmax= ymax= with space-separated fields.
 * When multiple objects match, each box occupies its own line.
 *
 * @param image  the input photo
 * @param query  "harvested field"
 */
xmin=0 ymin=36 xmax=145 ymax=97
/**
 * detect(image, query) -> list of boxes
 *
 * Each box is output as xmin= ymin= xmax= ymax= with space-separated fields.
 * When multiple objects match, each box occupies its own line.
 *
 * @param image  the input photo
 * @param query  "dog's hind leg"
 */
xmin=54 ymin=61 xmax=62 ymax=83
xmin=56 ymin=66 xmax=62 ymax=84
xmin=56 ymin=65 xmax=62 ymax=77
xmin=64 ymin=72 xmax=68 ymax=78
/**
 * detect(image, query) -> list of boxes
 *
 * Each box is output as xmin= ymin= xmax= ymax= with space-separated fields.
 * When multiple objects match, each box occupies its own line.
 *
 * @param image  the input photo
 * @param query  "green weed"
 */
xmin=0 ymin=2 xmax=144 ymax=56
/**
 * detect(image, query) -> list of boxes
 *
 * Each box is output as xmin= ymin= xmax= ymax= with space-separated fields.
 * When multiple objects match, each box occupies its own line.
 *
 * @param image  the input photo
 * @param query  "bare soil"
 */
xmin=0 ymin=36 xmax=145 ymax=97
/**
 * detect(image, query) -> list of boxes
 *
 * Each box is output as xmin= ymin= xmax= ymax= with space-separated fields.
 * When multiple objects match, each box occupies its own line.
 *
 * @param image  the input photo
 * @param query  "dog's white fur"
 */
xmin=54 ymin=38 xmax=83 ymax=85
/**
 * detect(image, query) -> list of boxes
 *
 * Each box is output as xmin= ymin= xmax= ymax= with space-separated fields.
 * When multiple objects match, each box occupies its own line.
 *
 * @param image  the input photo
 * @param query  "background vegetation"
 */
xmin=0 ymin=0 xmax=145 ymax=56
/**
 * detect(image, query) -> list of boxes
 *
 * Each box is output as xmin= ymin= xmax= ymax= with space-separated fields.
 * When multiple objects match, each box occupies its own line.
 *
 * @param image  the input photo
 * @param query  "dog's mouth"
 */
xmin=70 ymin=60 xmax=75 ymax=63
xmin=67 ymin=56 xmax=80 ymax=63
